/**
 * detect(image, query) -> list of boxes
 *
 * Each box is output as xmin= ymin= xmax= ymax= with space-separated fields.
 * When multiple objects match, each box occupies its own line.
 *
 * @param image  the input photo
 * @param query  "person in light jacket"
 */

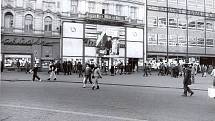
xmin=210 ymin=67 xmax=215 ymax=87
xmin=92 ymin=65 xmax=102 ymax=90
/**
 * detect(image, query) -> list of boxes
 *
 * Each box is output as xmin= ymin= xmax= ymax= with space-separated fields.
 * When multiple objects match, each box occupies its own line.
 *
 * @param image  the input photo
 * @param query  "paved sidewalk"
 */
xmin=1 ymin=71 xmax=214 ymax=91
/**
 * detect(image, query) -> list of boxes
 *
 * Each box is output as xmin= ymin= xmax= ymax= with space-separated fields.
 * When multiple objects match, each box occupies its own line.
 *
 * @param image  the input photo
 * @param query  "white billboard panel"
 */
xmin=126 ymin=42 xmax=143 ymax=58
xmin=127 ymin=28 xmax=143 ymax=42
xmin=85 ymin=47 xmax=96 ymax=56
xmin=63 ymin=22 xmax=83 ymax=38
xmin=63 ymin=38 xmax=83 ymax=56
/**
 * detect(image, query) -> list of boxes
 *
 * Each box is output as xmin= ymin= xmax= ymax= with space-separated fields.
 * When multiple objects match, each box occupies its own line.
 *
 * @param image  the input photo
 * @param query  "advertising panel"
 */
xmin=126 ymin=42 xmax=143 ymax=58
xmin=63 ymin=22 xmax=83 ymax=38
xmin=63 ymin=38 xmax=83 ymax=56
xmin=127 ymin=28 xmax=143 ymax=42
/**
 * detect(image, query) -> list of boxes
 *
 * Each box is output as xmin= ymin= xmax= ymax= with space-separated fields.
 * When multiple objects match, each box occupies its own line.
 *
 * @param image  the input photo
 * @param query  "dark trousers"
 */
xmin=78 ymin=70 xmax=83 ymax=77
xmin=143 ymin=70 xmax=148 ymax=76
xmin=33 ymin=74 xmax=40 ymax=81
xmin=183 ymin=84 xmax=193 ymax=95
xmin=84 ymin=75 xmax=92 ymax=84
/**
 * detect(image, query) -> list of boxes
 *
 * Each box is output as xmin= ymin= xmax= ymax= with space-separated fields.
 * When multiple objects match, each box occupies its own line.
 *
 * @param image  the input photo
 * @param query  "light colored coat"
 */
xmin=211 ymin=69 xmax=215 ymax=77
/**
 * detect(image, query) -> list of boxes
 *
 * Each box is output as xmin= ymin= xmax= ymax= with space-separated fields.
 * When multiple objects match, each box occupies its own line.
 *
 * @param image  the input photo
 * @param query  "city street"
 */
xmin=1 ymin=72 xmax=215 ymax=121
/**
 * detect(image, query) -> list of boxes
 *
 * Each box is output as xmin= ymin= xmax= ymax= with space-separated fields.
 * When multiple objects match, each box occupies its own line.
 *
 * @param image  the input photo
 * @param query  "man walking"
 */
xmin=210 ymin=67 xmax=215 ymax=87
xmin=48 ymin=61 xmax=57 ymax=80
xmin=92 ymin=65 xmax=102 ymax=90
xmin=83 ymin=64 xmax=92 ymax=88
xmin=32 ymin=64 xmax=41 ymax=82
xmin=182 ymin=64 xmax=194 ymax=97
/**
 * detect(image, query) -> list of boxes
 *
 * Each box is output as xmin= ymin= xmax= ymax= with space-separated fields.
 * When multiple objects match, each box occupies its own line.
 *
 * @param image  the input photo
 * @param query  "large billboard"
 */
xmin=63 ymin=22 xmax=83 ymax=38
xmin=126 ymin=28 xmax=144 ymax=58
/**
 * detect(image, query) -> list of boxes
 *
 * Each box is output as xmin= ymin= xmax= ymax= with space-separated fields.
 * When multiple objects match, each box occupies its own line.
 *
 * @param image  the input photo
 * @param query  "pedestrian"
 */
xmin=143 ymin=63 xmax=148 ymax=77
xmin=1 ymin=61 xmax=4 ymax=72
xmin=32 ymin=63 xmax=42 ymax=82
xmin=210 ymin=67 xmax=215 ymax=87
xmin=16 ymin=60 xmax=20 ymax=71
xmin=182 ymin=64 xmax=194 ymax=97
xmin=55 ymin=61 xmax=61 ymax=75
xmin=67 ymin=61 xmax=72 ymax=75
xmin=63 ymin=61 xmax=68 ymax=75
xmin=191 ymin=64 xmax=196 ymax=84
xmin=83 ymin=64 xmax=93 ymax=88
xmin=48 ymin=61 xmax=57 ymax=80
xmin=92 ymin=65 xmax=102 ymax=90
xmin=25 ymin=61 xmax=30 ymax=74
xmin=110 ymin=65 xmax=115 ymax=76
xmin=202 ymin=65 xmax=207 ymax=77
xmin=77 ymin=62 xmax=83 ymax=77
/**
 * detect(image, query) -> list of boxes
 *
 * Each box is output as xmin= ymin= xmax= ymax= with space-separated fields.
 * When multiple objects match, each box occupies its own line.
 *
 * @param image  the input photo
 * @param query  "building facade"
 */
xmin=146 ymin=0 xmax=215 ymax=65
xmin=59 ymin=0 xmax=145 ymax=69
xmin=1 ymin=0 xmax=61 ymax=70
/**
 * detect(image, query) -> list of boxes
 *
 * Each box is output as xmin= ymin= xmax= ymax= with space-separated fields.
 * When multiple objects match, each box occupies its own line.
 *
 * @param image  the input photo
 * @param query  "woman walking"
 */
xmin=92 ymin=65 xmax=102 ymax=90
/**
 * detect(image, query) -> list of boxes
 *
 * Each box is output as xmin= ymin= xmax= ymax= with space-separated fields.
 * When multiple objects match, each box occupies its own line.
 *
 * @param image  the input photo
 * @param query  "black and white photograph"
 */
xmin=1 ymin=0 xmax=215 ymax=121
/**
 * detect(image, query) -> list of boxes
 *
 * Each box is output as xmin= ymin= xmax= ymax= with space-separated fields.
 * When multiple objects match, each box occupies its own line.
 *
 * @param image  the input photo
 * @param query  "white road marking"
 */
xmin=0 ymin=104 xmax=147 ymax=121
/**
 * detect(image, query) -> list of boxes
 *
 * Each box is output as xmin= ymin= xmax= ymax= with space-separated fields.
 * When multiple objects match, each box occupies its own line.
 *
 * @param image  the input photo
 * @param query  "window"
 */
xmin=44 ymin=16 xmax=52 ymax=32
xmin=178 ymin=36 xmax=187 ymax=46
xmin=206 ymin=39 xmax=214 ymax=47
xmin=103 ymin=3 xmax=109 ymax=14
xmin=206 ymin=21 xmax=213 ymax=31
xmin=178 ymin=18 xmax=187 ymax=29
xmin=57 ymin=1 xmax=60 ymax=8
xmin=116 ymin=5 xmax=122 ymax=16
xmin=188 ymin=37 xmax=197 ymax=46
xmin=88 ymin=2 xmax=95 ymax=13
xmin=4 ymin=12 xmax=13 ymax=28
xmin=158 ymin=34 xmax=167 ymax=45
xmin=197 ymin=20 xmax=204 ymax=30
xmin=158 ymin=17 xmax=167 ymax=27
xmin=148 ymin=34 xmax=157 ymax=45
xmin=188 ymin=20 xmax=196 ymax=29
xmin=130 ymin=7 xmax=137 ymax=19
xmin=168 ymin=35 xmax=177 ymax=46
xmin=169 ymin=18 xmax=177 ymax=27
xmin=71 ymin=0 xmax=78 ymax=13
xmin=24 ymin=14 xmax=33 ymax=32
xmin=148 ymin=17 xmax=157 ymax=27
xmin=197 ymin=38 xmax=205 ymax=47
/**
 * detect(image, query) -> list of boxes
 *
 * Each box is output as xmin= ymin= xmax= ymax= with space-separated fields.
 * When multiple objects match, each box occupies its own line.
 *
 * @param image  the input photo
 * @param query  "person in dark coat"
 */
xmin=1 ymin=61 xmax=4 ymax=72
xmin=55 ymin=61 xmax=61 ymax=75
xmin=77 ymin=62 xmax=83 ymax=77
xmin=67 ymin=61 xmax=72 ymax=75
xmin=182 ymin=65 xmax=194 ymax=97
xmin=110 ymin=65 xmax=115 ymax=76
xmin=32 ymin=64 xmax=41 ymax=82
xmin=63 ymin=61 xmax=68 ymax=75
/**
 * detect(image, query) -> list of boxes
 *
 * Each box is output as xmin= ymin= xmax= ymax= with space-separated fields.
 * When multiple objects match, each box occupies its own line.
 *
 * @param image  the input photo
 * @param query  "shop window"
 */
xmin=206 ymin=39 xmax=214 ymax=47
xmin=158 ymin=17 xmax=167 ymax=27
xmin=197 ymin=38 xmax=205 ymax=47
xmin=4 ymin=12 xmax=13 ymax=28
xmin=148 ymin=34 xmax=157 ymax=45
xmin=24 ymin=14 xmax=33 ymax=32
xmin=44 ymin=16 xmax=52 ymax=32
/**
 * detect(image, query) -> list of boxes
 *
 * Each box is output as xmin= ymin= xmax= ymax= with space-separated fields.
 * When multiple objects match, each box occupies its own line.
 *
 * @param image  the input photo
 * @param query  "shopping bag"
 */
xmin=208 ymin=87 xmax=215 ymax=98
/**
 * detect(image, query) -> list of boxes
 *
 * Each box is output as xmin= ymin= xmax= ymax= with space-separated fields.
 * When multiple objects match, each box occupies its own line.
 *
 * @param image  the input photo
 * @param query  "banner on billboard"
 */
xmin=63 ymin=22 xmax=83 ymax=38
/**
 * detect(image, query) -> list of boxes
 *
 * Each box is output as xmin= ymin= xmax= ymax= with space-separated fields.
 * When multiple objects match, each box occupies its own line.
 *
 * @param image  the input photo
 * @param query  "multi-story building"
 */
xmin=146 ymin=0 xmax=215 ymax=65
xmin=58 ymin=0 xmax=145 ymax=69
xmin=1 ymin=0 xmax=145 ymax=71
xmin=1 ymin=0 xmax=61 ymax=70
